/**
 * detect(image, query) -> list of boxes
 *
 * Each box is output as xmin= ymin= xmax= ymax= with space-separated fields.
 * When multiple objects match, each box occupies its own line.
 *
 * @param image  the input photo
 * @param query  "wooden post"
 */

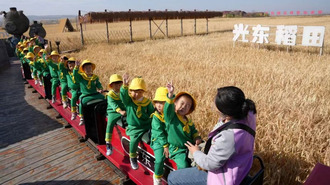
xmin=129 ymin=9 xmax=133 ymax=42
xmin=320 ymin=36 xmax=324 ymax=56
xmin=194 ymin=9 xmax=196 ymax=35
xmin=106 ymin=20 xmax=109 ymax=43
xmin=206 ymin=10 xmax=209 ymax=34
xmin=49 ymin=41 xmax=53 ymax=51
xmin=165 ymin=9 xmax=168 ymax=37
xmin=105 ymin=10 xmax=109 ymax=43
xmin=78 ymin=10 xmax=84 ymax=46
xmin=149 ymin=9 xmax=152 ymax=39
xmin=180 ymin=9 xmax=183 ymax=36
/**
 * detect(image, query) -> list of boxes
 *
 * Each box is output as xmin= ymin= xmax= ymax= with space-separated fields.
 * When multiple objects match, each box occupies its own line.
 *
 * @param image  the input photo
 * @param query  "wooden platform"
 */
xmin=0 ymin=60 xmax=127 ymax=185
xmin=0 ymin=128 xmax=124 ymax=185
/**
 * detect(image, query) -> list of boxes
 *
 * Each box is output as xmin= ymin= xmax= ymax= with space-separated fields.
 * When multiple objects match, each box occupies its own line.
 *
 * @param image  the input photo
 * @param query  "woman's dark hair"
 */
xmin=215 ymin=86 xmax=256 ymax=119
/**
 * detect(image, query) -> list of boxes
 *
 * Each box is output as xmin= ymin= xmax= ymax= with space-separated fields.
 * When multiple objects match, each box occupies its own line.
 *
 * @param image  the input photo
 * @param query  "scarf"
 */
xmin=177 ymin=114 xmax=193 ymax=134
xmin=81 ymin=73 xmax=98 ymax=89
xmin=132 ymin=97 xmax=151 ymax=118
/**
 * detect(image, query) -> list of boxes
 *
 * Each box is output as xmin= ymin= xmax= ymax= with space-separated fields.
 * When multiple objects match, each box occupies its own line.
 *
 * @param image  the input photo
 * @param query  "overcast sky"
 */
xmin=1 ymin=0 xmax=329 ymax=16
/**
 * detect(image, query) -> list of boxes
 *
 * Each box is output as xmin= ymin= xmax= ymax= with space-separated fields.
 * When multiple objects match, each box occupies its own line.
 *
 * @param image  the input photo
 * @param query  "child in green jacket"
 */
xmin=64 ymin=57 xmax=80 ymax=120
xmin=105 ymin=74 xmax=126 ymax=155
xmin=58 ymin=55 xmax=69 ymax=108
xmin=47 ymin=51 xmax=61 ymax=103
xmin=164 ymin=82 xmax=202 ymax=169
xmin=120 ymin=74 xmax=154 ymax=170
xmin=73 ymin=60 xmax=104 ymax=126
xmin=151 ymin=87 xmax=169 ymax=185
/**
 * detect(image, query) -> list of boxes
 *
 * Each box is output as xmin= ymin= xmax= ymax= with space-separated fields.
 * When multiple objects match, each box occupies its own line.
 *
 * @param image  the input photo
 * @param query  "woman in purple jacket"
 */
xmin=168 ymin=86 xmax=257 ymax=185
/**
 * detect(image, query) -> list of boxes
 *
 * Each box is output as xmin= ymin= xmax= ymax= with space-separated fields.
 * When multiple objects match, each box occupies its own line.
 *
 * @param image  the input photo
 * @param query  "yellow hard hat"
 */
xmin=33 ymin=45 xmax=40 ymax=50
xmin=25 ymin=52 xmax=35 ymax=60
xmin=23 ymin=48 xmax=29 ymax=52
xmin=153 ymin=87 xmax=168 ymax=102
xmin=39 ymin=49 xmax=45 ymax=53
xmin=129 ymin=77 xmax=147 ymax=91
xmin=68 ymin=57 xmax=76 ymax=62
xmin=173 ymin=92 xmax=197 ymax=115
xmin=50 ymin=50 xmax=60 ymax=56
xmin=18 ymin=42 xmax=22 ymax=46
xmin=65 ymin=57 xmax=76 ymax=68
xmin=79 ymin=59 xmax=96 ymax=73
xmin=108 ymin=74 xmax=123 ymax=88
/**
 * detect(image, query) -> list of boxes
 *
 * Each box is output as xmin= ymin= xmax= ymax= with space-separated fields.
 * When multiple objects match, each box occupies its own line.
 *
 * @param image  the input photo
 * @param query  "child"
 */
xmin=73 ymin=60 xmax=104 ymax=126
xmin=21 ymin=47 xmax=32 ymax=80
xmin=47 ymin=51 xmax=60 ymax=103
xmin=34 ymin=49 xmax=45 ymax=86
xmin=164 ymin=82 xmax=201 ymax=169
xmin=105 ymin=74 xmax=126 ymax=155
xmin=168 ymin=86 xmax=257 ymax=185
xmin=63 ymin=57 xmax=80 ymax=120
xmin=25 ymin=52 xmax=35 ymax=79
xmin=120 ymin=74 xmax=154 ymax=170
xmin=150 ymin=87 xmax=169 ymax=185
xmin=58 ymin=55 xmax=69 ymax=108
xmin=32 ymin=45 xmax=41 ymax=85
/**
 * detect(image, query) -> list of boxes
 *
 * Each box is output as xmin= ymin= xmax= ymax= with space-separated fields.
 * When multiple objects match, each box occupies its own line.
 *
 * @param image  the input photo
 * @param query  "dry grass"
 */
xmin=53 ymin=16 xmax=329 ymax=184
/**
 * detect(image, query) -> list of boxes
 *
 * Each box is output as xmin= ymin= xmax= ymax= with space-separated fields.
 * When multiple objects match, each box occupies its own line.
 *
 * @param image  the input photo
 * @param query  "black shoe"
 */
xmin=130 ymin=157 xmax=139 ymax=170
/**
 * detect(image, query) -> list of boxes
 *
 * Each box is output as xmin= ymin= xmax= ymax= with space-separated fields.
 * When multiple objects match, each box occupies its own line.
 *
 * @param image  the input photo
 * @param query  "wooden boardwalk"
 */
xmin=0 ymin=128 xmax=123 ymax=185
xmin=0 ymin=60 xmax=126 ymax=185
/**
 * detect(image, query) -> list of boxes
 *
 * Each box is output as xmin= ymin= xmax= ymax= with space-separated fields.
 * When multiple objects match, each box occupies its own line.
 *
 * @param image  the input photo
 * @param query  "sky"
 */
xmin=1 ymin=0 xmax=329 ymax=16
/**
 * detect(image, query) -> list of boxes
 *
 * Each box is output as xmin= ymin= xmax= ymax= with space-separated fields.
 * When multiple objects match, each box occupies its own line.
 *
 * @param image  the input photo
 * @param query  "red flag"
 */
xmin=297 ymin=11 xmax=300 ymax=15
xmin=271 ymin=11 xmax=274 ymax=15
xmin=318 ymin=10 xmax=323 ymax=14
xmin=303 ymin=11 xmax=308 ymax=15
xmin=290 ymin=11 xmax=294 ymax=15
xmin=311 ymin=10 xmax=315 ymax=14
xmin=283 ymin=11 xmax=287 ymax=15
xmin=277 ymin=11 xmax=281 ymax=15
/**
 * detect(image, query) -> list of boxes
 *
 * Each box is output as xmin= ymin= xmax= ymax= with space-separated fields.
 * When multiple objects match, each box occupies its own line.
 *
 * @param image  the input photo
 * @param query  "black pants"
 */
xmin=43 ymin=74 xmax=52 ymax=100
xmin=22 ymin=63 xmax=32 ymax=80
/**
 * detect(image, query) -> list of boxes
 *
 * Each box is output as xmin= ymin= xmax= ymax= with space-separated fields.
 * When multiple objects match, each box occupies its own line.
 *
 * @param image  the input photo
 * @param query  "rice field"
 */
xmin=47 ymin=16 xmax=330 ymax=184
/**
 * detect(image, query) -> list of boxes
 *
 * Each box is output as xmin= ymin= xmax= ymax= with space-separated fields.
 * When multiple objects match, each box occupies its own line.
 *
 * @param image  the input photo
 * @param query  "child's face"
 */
xmin=154 ymin=101 xmax=165 ymax=114
xmin=67 ymin=61 xmax=75 ymax=71
xmin=111 ymin=82 xmax=123 ymax=93
xmin=130 ymin=89 xmax=144 ymax=100
xmin=83 ymin=64 xmax=93 ymax=75
xmin=34 ymin=48 xmax=41 ymax=54
xmin=174 ymin=95 xmax=193 ymax=116
xmin=51 ymin=55 xmax=59 ymax=62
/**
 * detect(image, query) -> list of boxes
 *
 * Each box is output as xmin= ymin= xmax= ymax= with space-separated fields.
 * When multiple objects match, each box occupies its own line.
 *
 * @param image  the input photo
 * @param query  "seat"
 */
xmin=241 ymin=155 xmax=264 ymax=185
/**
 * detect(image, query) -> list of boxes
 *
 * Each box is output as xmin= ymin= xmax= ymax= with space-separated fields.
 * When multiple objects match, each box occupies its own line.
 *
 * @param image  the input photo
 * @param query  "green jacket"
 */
xmin=58 ymin=62 xmax=68 ymax=84
xmin=39 ymin=56 xmax=49 ymax=76
xmin=120 ymin=86 xmax=154 ymax=136
xmin=106 ymin=90 xmax=126 ymax=114
xmin=150 ymin=111 xmax=168 ymax=149
xmin=164 ymin=95 xmax=199 ymax=148
xmin=73 ymin=67 xmax=103 ymax=96
xmin=46 ymin=59 xmax=59 ymax=78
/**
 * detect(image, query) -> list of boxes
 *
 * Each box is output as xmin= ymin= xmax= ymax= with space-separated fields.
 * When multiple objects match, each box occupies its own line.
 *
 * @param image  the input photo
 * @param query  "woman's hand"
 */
xmin=163 ymin=147 xmax=169 ymax=158
xmin=185 ymin=141 xmax=200 ymax=155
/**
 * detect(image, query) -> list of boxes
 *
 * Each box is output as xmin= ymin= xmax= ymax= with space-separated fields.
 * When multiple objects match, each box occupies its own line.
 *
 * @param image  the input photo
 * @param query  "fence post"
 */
xmin=78 ymin=10 xmax=84 ymax=46
xmin=106 ymin=20 xmax=109 ymax=43
xmin=206 ymin=10 xmax=209 ymax=34
xmin=165 ymin=9 xmax=168 ymax=37
xmin=194 ymin=9 xmax=196 ymax=35
xmin=129 ymin=9 xmax=133 ymax=42
xmin=180 ymin=9 xmax=183 ymax=36
xmin=149 ymin=9 xmax=152 ymax=39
